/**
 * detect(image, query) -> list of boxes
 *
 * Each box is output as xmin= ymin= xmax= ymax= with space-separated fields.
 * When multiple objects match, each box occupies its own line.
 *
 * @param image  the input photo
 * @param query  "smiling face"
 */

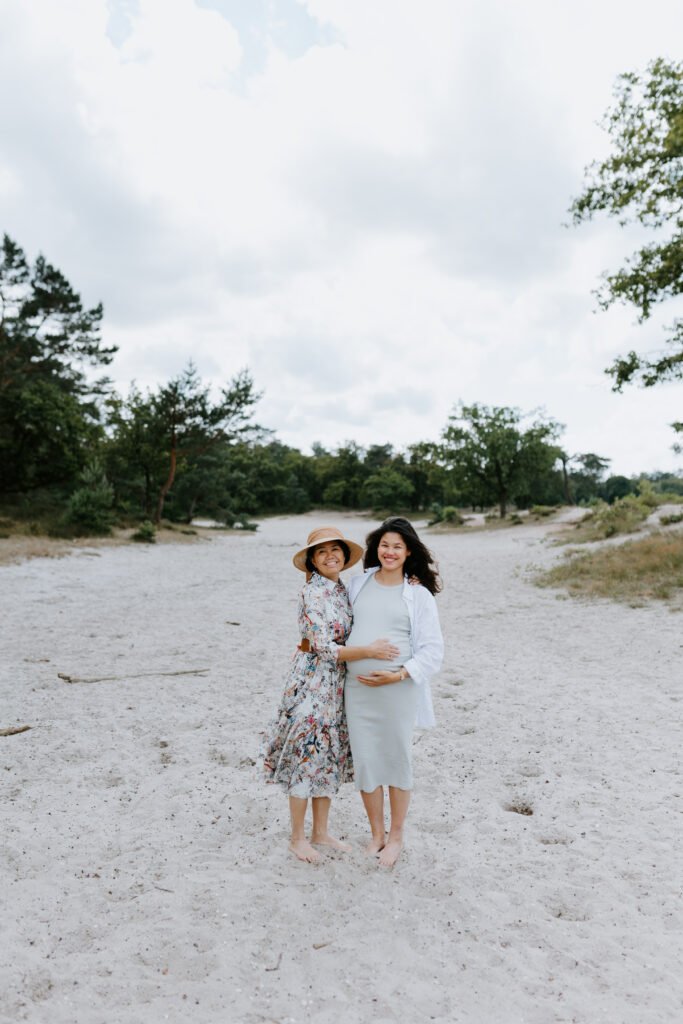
xmin=377 ymin=531 xmax=410 ymax=574
xmin=310 ymin=541 xmax=346 ymax=581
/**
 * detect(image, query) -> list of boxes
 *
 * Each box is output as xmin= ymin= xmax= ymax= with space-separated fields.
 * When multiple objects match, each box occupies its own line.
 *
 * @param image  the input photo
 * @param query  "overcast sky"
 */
xmin=2 ymin=0 xmax=682 ymax=475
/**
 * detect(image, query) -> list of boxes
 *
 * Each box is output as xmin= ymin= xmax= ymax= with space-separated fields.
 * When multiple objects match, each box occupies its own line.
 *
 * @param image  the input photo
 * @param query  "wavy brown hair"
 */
xmin=363 ymin=517 xmax=442 ymax=594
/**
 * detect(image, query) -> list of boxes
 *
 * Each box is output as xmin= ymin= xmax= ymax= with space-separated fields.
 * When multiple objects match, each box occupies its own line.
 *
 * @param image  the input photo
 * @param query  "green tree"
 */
xmin=556 ymin=449 xmax=575 ymax=505
xmin=557 ymin=451 xmax=611 ymax=505
xmin=0 ymin=234 xmax=114 ymax=491
xmin=150 ymin=363 xmax=260 ymax=524
xmin=317 ymin=442 xmax=366 ymax=508
xmin=360 ymin=466 xmax=414 ymax=512
xmin=63 ymin=455 xmax=115 ymax=533
xmin=105 ymin=386 xmax=168 ymax=518
xmin=364 ymin=444 xmax=394 ymax=473
xmin=603 ymin=474 xmax=632 ymax=503
xmin=441 ymin=403 xmax=562 ymax=518
xmin=570 ymin=59 xmax=683 ymax=390
xmin=106 ymin=364 xmax=260 ymax=524
xmin=405 ymin=442 xmax=450 ymax=509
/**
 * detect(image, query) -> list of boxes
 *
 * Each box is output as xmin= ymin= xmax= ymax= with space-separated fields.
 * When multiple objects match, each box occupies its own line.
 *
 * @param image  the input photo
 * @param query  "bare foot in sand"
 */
xmin=310 ymin=832 xmax=352 ymax=852
xmin=377 ymin=837 xmax=402 ymax=867
xmin=365 ymin=835 xmax=386 ymax=856
xmin=289 ymin=838 xmax=320 ymax=862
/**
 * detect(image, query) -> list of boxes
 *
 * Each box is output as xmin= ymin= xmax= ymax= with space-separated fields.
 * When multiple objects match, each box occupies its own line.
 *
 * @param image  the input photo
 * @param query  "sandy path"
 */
xmin=1 ymin=512 xmax=681 ymax=1023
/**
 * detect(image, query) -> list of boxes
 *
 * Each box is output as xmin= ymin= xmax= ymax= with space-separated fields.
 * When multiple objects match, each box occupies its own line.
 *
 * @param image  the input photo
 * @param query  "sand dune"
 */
xmin=1 ymin=511 xmax=681 ymax=1023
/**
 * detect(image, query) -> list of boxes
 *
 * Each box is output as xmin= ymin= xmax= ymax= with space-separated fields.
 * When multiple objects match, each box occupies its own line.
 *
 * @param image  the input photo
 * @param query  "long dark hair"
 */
xmin=364 ymin=517 xmax=441 ymax=595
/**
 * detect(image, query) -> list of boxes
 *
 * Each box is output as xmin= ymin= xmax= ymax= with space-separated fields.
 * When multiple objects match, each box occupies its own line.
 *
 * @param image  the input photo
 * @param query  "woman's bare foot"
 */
xmin=310 ymin=832 xmax=352 ymax=852
xmin=377 ymin=836 xmax=402 ymax=867
xmin=289 ymin=838 xmax=320 ymax=862
xmin=365 ymin=834 xmax=386 ymax=856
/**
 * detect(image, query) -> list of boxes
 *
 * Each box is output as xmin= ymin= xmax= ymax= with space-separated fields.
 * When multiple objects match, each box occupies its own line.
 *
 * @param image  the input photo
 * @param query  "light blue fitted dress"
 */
xmin=344 ymin=577 xmax=418 ymax=791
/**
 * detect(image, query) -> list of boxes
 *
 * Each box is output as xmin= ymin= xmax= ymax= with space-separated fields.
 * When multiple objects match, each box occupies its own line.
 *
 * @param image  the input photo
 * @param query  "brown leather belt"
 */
xmin=298 ymin=638 xmax=345 ymax=653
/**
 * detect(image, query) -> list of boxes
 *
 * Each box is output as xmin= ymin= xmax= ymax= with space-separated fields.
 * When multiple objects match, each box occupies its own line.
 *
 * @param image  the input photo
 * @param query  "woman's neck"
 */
xmin=313 ymin=569 xmax=339 ymax=584
xmin=375 ymin=565 xmax=404 ymax=587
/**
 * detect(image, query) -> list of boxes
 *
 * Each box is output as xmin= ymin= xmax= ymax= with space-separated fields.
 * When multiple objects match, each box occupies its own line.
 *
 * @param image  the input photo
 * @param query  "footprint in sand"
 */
xmin=503 ymin=799 xmax=534 ymax=816
xmin=549 ymin=902 xmax=590 ymax=922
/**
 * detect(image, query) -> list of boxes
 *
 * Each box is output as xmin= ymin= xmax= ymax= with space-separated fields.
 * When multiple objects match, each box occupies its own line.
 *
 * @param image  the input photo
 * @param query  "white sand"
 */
xmin=1 ymin=511 xmax=682 ymax=1024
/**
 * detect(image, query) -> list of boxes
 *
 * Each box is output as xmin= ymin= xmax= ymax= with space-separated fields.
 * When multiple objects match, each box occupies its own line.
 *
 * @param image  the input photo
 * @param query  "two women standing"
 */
xmin=263 ymin=518 xmax=443 ymax=866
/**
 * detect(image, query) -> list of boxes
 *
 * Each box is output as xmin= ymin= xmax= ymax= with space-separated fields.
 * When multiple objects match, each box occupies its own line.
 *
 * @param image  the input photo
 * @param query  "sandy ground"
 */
xmin=1 ymin=511 xmax=682 ymax=1024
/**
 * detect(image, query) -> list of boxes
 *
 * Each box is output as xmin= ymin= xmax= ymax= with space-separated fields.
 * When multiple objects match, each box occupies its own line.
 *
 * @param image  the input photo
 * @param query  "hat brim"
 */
xmin=293 ymin=536 xmax=363 ymax=572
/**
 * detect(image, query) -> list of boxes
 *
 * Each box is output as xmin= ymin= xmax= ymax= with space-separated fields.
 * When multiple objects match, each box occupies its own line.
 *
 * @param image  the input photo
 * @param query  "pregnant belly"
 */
xmin=346 ymin=645 xmax=410 ymax=682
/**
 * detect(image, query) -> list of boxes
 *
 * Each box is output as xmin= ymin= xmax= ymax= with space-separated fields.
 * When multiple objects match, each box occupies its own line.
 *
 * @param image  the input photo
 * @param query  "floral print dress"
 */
xmin=263 ymin=571 xmax=354 ymax=797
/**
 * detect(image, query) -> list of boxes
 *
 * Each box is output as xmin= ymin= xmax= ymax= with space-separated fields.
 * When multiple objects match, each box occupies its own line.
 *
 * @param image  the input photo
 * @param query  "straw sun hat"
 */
xmin=292 ymin=526 xmax=363 ymax=573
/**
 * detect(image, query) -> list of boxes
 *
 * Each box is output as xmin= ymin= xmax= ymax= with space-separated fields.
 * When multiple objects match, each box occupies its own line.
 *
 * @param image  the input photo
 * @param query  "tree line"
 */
xmin=2 ymin=228 xmax=679 ymax=535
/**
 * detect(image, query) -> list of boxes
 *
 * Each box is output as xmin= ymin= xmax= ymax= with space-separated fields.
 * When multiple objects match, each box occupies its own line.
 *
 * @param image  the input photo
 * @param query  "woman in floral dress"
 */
xmin=263 ymin=526 xmax=398 ymax=863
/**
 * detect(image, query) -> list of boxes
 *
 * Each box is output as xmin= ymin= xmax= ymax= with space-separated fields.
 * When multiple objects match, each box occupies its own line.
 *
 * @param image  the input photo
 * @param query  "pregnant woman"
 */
xmin=263 ymin=526 xmax=399 ymax=863
xmin=345 ymin=517 xmax=443 ymax=867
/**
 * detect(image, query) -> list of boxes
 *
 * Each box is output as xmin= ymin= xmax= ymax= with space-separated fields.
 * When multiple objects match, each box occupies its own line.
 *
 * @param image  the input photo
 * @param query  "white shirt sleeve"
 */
xmin=404 ymin=588 xmax=444 ymax=688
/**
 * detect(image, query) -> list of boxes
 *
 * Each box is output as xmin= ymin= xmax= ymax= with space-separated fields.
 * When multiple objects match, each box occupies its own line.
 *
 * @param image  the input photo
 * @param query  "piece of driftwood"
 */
xmin=58 ymin=668 xmax=209 ymax=685
xmin=0 ymin=725 xmax=31 ymax=736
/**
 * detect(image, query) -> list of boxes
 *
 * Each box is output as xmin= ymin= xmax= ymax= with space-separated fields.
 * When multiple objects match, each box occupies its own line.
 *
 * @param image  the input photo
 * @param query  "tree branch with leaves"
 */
xmin=570 ymin=58 xmax=683 ymax=391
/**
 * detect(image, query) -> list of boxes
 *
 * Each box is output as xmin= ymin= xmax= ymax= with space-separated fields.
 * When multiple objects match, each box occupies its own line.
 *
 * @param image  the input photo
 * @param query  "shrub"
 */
xmin=440 ymin=505 xmax=462 ymax=524
xmin=661 ymin=512 xmax=683 ymax=526
xmin=235 ymin=517 xmax=258 ymax=531
xmin=428 ymin=503 xmax=444 ymax=525
xmin=132 ymin=520 xmax=157 ymax=543
xmin=428 ymin=503 xmax=464 ymax=526
xmin=530 ymin=505 xmax=556 ymax=517
xmin=63 ymin=458 xmax=114 ymax=534
xmin=592 ymin=495 xmax=650 ymax=538
xmin=634 ymin=478 xmax=661 ymax=508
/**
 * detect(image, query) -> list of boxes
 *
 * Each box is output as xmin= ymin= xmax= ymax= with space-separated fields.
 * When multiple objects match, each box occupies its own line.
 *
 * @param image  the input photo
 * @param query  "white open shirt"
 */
xmin=347 ymin=566 xmax=444 ymax=728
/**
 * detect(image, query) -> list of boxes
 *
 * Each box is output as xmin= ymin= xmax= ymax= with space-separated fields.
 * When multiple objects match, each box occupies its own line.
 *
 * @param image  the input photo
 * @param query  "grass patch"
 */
xmin=537 ymin=532 xmax=683 ymax=606
xmin=568 ymin=496 xmax=651 ymax=542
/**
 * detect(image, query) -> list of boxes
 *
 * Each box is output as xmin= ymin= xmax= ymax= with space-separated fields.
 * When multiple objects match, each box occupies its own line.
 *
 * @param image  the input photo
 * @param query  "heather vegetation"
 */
xmin=538 ymin=533 xmax=683 ymax=608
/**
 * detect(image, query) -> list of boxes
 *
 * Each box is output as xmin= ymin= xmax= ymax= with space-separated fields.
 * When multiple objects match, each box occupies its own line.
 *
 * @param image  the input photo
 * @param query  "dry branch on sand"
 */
xmin=0 ymin=724 xmax=31 ymax=736
xmin=57 ymin=668 xmax=209 ymax=684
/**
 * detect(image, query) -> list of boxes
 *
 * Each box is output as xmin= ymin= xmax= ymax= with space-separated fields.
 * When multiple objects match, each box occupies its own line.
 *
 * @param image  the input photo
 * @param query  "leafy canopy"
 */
xmin=570 ymin=58 xmax=683 ymax=390
xmin=441 ymin=403 xmax=562 ymax=517
xmin=0 ymin=234 xmax=114 ymax=490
